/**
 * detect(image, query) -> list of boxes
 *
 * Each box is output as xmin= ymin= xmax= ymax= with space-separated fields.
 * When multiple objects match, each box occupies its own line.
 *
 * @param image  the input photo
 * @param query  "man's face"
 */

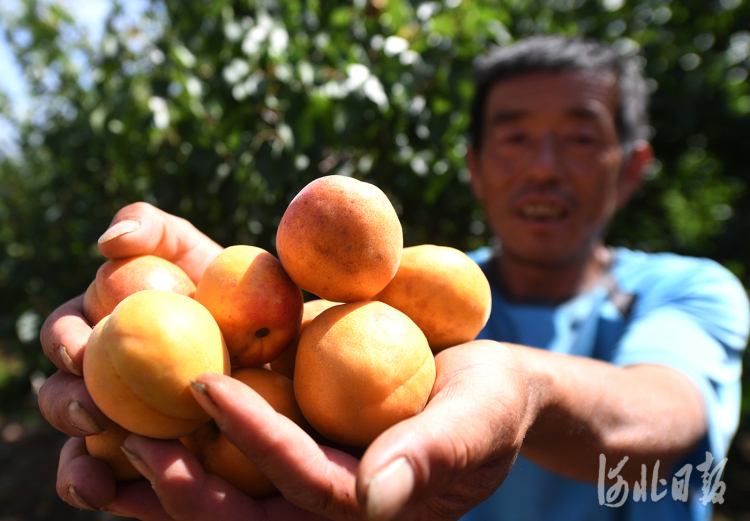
xmin=468 ymin=70 xmax=629 ymax=268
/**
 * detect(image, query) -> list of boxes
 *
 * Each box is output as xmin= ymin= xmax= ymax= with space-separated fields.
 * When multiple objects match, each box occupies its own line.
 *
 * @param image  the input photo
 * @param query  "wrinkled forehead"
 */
xmin=483 ymin=70 xmax=621 ymax=129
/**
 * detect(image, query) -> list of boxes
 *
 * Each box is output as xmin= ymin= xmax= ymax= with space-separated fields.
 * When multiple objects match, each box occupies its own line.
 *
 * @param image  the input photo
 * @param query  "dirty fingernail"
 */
xmin=59 ymin=345 xmax=82 ymax=376
xmin=98 ymin=220 xmax=139 ymax=244
xmin=66 ymin=401 xmax=103 ymax=435
xmin=190 ymin=380 xmax=224 ymax=423
xmin=365 ymin=457 xmax=414 ymax=521
xmin=102 ymin=507 xmax=128 ymax=516
xmin=68 ymin=485 xmax=95 ymax=510
xmin=120 ymin=445 xmax=154 ymax=482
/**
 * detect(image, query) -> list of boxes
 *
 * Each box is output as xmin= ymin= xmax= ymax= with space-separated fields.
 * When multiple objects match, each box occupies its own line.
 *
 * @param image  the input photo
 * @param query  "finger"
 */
xmin=190 ymin=372 xmax=361 ymax=520
xmin=357 ymin=341 xmax=529 ymax=521
xmin=40 ymin=294 xmax=90 ymax=375
xmin=107 ymin=481 xmax=326 ymax=521
xmin=57 ymin=437 xmax=117 ymax=510
xmin=121 ymin=435 xmax=261 ymax=520
xmin=121 ymin=435 xmax=327 ymax=521
xmin=57 ymin=439 xmax=175 ymax=521
xmin=104 ymin=480 xmax=174 ymax=521
xmin=38 ymin=371 xmax=116 ymax=436
xmin=97 ymin=202 xmax=223 ymax=283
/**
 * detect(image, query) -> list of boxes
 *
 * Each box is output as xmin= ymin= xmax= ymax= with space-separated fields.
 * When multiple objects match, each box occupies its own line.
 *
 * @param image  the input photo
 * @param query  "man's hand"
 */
xmin=40 ymin=204 xmax=533 ymax=519
xmin=87 ymin=341 xmax=533 ymax=521
xmin=40 ymin=202 xmax=223 ymax=376
xmin=94 ymin=202 xmax=224 ymax=284
xmin=38 ymin=203 xmax=224 ymax=510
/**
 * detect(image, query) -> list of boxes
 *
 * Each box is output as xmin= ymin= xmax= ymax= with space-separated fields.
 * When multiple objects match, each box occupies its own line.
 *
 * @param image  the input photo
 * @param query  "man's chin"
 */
xmin=499 ymin=244 xmax=589 ymax=269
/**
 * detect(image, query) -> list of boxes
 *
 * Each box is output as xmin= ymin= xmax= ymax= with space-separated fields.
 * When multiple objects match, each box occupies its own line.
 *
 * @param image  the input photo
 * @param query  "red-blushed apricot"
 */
xmin=83 ymin=255 xmax=195 ymax=326
xmin=194 ymin=245 xmax=304 ymax=367
xmin=275 ymin=175 xmax=403 ymax=302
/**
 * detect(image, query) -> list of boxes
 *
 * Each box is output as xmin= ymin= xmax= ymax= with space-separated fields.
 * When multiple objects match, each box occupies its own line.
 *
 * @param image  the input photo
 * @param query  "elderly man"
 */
xmin=459 ymin=35 xmax=749 ymax=521
xmin=40 ymin=36 xmax=748 ymax=521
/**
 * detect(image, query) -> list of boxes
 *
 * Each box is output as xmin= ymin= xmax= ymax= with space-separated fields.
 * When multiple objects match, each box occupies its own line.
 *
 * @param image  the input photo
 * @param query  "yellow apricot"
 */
xmin=270 ymin=299 xmax=340 ymax=380
xmin=85 ymin=423 xmax=141 ymax=481
xmin=374 ymin=245 xmax=492 ymax=352
xmin=182 ymin=367 xmax=307 ymax=499
xmin=294 ymin=301 xmax=435 ymax=447
xmin=83 ymin=290 xmax=230 ymax=439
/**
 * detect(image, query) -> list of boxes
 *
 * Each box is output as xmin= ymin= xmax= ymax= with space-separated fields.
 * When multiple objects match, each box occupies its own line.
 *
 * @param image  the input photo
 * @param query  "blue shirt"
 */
xmin=461 ymin=247 xmax=749 ymax=521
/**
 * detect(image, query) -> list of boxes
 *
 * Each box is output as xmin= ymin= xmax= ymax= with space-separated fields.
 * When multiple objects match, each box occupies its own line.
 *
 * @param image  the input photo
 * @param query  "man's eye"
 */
xmin=567 ymin=134 xmax=595 ymax=146
xmin=503 ymin=133 xmax=527 ymax=145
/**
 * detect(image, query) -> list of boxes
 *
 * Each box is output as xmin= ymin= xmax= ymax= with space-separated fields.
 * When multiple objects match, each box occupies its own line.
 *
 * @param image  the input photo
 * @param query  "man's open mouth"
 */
xmin=519 ymin=203 xmax=568 ymax=220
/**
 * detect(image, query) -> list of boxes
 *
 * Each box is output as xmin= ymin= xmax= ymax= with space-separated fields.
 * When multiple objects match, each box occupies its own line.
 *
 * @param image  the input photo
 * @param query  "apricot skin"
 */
xmin=85 ymin=423 xmax=141 ymax=481
xmin=83 ymin=290 xmax=231 ymax=439
xmin=294 ymin=301 xmax=436 ymax=447
xmin=181 ymin=367 xmax=307 ymax=499
xmin=194 ymin=245 xmax=304 ymax=367
xmin=270 ymin=299 xmax=339 ymax=380
xmin=374 ymin=245 xmax=492 ymax=352
xmin=275 ymin=175 xmax=403 ymax=303
xmin=83 ymin=255 xmax=196 ymax=326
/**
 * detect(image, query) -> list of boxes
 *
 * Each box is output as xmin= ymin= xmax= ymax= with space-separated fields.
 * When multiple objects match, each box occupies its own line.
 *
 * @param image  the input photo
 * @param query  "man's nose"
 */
xmin=526 ymin=133 xmax=561 ymax=182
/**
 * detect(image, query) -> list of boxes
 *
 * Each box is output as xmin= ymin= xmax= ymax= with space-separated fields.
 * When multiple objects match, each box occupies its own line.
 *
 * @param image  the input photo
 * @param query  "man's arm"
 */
xmin=515 ymin=349 xmax=707 ymax=482
xmin=353 ymin=341 xmax=708 ymax=520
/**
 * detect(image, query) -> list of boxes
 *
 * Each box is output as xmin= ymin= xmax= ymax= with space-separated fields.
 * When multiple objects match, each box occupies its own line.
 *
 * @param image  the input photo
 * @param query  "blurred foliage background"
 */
xmin=0 ymin=0 xmax=749 ymax=516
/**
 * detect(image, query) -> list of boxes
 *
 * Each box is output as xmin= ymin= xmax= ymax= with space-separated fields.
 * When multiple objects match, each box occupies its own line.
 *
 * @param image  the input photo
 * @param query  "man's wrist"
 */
xmin=502 ymin=342 xmax=551 ymax=444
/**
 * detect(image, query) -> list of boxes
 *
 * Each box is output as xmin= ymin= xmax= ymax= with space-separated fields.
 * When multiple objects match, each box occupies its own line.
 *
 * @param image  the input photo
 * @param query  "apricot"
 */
xmin=294 ymin=301 xmax=435 ymax=447
xmin=182 ymin=367 xmax=307 ymax=499
xmin=275 ymin=175 xmax=403 ymax=302
xmin=194 ymin=245 xmax=304 ymax=367
xmin=85 ymin=423 xmax=141 ymax=481
xmin=270 ymin=299 xmax=340 ymax=380
xmin=83 ymin=255 xmax=196 ymax=326
xmin=374 ymin=245 xmax=492 ymax=352
xmin=83 ymin=290 xmax=231 ymax=439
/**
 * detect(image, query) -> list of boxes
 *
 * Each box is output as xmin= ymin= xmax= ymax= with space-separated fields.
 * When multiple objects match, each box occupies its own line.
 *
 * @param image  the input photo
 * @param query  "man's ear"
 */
xmin=617 ymin=140 xmax=653 ymax=209
xmin=467 ymin=146 xmax=485 ymax=204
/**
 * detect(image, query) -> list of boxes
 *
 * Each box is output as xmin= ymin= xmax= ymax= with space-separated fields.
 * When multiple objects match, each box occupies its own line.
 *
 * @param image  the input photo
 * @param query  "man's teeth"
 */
xmin=520 ymin=204 xmax=565 ymax=219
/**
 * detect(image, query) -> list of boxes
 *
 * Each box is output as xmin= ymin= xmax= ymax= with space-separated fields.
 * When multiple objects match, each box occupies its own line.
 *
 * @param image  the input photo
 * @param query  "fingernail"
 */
xmin=98 ymin=219 xmax=139 ymax=244
xmin=102 ymin=507 xmax=127 ymax=516
xmin=68 ymin=485 xmax=94 ymax=510
xmin=365 ymin=457 xmax=415 ymax=521
xmin=120 ymin=445 xmax=154 ymax=482
xmin=66 ymin=401 xmax=103 ymax=435
xmin=190 ymin=381 xmax=223 ymax=422
xmin=59 ymin=345 xmax=82 ymax=376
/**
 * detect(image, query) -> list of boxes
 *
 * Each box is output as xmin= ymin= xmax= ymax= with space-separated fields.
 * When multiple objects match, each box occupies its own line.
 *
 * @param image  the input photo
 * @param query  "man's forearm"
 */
xmin=511 ymin=344 xmax=708 ymax=483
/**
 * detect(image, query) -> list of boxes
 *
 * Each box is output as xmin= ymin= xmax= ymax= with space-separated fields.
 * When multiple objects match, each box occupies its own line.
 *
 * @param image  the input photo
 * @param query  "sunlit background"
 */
xmin=1 ymin=0 xmax=749 ymax=519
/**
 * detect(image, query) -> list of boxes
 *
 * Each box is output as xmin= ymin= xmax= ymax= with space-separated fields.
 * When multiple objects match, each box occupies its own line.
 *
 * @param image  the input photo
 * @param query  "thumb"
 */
xmin=97 ymin=202 xmax=223 ymax=283
xmin=356 ymin=341 xmax=531 ymax=521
